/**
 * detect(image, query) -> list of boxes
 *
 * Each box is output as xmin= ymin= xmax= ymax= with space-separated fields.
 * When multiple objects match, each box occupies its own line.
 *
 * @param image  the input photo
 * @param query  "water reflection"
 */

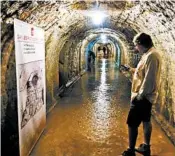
xmin=91 ymin=59 xmax=111 ymax=141
xmin=100 ymin=59 xmax=106 ymax=84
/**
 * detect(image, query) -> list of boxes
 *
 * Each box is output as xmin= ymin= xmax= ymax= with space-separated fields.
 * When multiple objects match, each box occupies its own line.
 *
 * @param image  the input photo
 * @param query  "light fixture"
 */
xmin=91 ymin=11 xmax=108 ymax=25
xmin=83 ymin=10 xmax=108 ymax=26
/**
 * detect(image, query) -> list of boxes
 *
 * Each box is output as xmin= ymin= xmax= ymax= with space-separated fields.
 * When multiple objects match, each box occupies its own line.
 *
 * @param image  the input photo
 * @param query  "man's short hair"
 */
xmin=133 ymin=33 xmax=153 ymax=48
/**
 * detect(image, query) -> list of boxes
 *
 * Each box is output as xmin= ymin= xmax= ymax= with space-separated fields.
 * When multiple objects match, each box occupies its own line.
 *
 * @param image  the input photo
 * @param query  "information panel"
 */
xmin=14 ymin=19 xmax=46 ymax=156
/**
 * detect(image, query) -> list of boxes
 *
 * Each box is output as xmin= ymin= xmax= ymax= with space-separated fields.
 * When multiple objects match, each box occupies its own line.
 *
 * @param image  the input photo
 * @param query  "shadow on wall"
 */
xmin=1 ymin=48 xmax=19 ymax=156
xmin=59 ymin=48 xmax=69 ymax=88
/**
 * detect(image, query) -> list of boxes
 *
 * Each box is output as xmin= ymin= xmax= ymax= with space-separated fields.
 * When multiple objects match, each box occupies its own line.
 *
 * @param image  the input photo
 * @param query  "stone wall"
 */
xmin=1 ymin=1 xmax=175 ymax=153
xmin=1 ymin=22 xmax=19 ymax=155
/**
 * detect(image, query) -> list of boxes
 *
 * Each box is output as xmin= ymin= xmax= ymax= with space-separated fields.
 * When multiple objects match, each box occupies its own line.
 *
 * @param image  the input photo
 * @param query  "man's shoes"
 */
xmin=122 ymin=148 xmax=136 ymax=156
xmin=135 ymin=143 xmax=151 ymax=156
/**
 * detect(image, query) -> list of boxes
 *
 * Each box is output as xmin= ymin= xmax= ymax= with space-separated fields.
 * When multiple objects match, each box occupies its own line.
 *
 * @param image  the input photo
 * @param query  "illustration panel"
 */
xmin=19 ymin=60 xmax=44 ymax=129
xmin=14 ymin=18 xmax=46 ymax=156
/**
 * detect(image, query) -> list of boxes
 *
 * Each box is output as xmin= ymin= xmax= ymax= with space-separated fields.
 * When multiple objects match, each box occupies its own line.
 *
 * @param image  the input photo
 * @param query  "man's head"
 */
xmin=133 ymin=33 xmax=153 ymax=53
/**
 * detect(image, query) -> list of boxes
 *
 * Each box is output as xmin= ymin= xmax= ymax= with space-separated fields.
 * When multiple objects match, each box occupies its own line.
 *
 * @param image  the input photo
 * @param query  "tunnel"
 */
xmin=1 ymin=1 xmax=175 ymax=156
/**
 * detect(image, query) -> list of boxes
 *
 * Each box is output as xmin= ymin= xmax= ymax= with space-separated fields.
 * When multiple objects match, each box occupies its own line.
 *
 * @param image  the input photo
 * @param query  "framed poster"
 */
xmin=14 ymin=19 xmax=46 ymax=156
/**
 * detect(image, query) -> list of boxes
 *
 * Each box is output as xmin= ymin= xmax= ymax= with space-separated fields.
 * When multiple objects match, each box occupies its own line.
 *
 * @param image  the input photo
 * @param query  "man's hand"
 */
xmin=120 ymin=64 xmax=130 ymax=71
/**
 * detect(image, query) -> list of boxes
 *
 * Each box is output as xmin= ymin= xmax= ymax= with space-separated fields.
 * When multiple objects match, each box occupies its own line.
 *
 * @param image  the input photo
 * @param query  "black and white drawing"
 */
xmin=19 ymin=60 xmax=44 ymax=129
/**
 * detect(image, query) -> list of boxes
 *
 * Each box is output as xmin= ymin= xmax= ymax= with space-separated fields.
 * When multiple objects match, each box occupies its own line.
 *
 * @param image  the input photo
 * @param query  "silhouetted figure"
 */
xmin=87 ymin=50 xmax=96 ymax=72
xmin=103 ymin=47 xmax=106 ymax=58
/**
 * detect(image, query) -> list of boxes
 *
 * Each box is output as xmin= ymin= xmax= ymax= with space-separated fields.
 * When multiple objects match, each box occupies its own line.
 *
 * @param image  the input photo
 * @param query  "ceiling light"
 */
xmin=92 ymin=11 xmax=107 ymax=25
xmin=91 ymin=11 xmax=107 ymax=25
xmin=83 ymin=10 xmax=108 ymax=25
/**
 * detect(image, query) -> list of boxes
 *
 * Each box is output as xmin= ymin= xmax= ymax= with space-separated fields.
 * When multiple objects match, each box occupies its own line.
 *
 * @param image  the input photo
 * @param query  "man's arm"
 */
xmin=120 ymin=65 xmax=136 ymax=74
xmin=129 ymin=67 xmax=136 ymax=75
xmin=138 ymin=54 xmax=159 ymax=99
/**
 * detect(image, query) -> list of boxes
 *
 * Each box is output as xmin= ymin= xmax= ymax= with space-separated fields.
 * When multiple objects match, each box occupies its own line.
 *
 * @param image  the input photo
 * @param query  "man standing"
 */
xmin=122 ymin=33 xmax=161 ymax=156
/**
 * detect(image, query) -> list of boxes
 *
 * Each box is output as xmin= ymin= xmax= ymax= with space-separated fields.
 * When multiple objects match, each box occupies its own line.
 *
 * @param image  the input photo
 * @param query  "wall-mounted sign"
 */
xmin=14 ymin=19 xmax=46 ymax=156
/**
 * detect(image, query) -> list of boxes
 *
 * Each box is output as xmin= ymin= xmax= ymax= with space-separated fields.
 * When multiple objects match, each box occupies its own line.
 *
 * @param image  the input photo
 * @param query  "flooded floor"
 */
xmin=31 ymin=59 xmax=175 ymax=156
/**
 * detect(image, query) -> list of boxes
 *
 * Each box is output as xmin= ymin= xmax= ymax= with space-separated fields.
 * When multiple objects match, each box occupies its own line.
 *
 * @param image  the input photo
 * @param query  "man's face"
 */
xmin=134 ymin=43 xmax=140 ymax=52
xmin=134 ymin=43 xmax=144 ymax=54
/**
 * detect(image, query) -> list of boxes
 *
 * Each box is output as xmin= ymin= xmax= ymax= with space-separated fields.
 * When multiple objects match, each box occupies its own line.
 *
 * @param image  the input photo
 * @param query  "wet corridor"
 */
xmin=31 ymin=59 xmax=175 ymax=156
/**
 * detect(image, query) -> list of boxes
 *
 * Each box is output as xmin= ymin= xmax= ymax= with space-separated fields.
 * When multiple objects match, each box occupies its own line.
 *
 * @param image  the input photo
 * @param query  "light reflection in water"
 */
xmin=91 ymin=59 xmax=111 ymax=141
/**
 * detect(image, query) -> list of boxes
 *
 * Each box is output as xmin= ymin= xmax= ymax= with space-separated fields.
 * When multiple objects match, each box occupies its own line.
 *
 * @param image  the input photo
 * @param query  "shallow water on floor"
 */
xmin=31 ymin=59 xmax=175 ymax=156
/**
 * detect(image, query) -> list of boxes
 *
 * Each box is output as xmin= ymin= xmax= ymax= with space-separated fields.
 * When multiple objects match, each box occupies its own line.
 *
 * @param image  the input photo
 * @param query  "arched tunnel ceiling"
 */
xmin=1 ymin=0 xmax=175 ymax=75
xmin=83 ymin=28 xmax=128 ymax=43
xmin=2 ymin=0 xmax=175 ymax=44
xmin=2 ymin=1 xmax=175 ymax=80
xmin=80 ymin=28 xmax=130 ymax=65
xmin=80 ymin=28 xmax=130 ymax=54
